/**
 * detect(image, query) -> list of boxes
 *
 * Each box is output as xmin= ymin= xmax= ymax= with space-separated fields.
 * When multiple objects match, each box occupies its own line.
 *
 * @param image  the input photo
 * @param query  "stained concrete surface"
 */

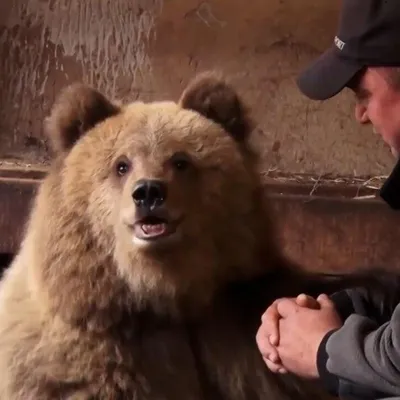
xmin=0 ymin=0 xmax=395 ymax=177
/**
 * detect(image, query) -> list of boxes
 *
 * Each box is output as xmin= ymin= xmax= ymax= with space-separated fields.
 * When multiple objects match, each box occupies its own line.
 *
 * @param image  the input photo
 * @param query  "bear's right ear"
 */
xmin=45 ymin=83 xmax=120 ymax=154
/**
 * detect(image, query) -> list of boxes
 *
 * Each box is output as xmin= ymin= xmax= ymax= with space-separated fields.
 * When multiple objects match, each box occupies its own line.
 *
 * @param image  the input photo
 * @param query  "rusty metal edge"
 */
xmin=1 ymin=166 xmax=399 ymax=273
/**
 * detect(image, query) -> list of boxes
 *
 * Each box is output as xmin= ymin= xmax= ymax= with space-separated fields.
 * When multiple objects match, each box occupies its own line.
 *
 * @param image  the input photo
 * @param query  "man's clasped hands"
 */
xmin=255 ymin=293 xmax=344 ymax=379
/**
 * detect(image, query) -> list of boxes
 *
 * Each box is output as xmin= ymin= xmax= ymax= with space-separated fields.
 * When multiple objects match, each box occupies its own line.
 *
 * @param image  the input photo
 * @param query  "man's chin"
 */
xmin=373 ymin=127 xmax=400 ymax=158
xmin=390 ymin=146 xmax=399 ymax=158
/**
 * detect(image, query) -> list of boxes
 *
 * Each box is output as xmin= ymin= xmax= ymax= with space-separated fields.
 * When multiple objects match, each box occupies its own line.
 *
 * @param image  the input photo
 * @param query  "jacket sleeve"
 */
xmin=316 ymin=283 xmax=400 ymax=397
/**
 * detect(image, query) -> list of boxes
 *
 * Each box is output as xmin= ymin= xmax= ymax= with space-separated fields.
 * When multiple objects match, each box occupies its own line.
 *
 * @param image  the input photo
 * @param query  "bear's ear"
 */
xmin=179 ymin=72 xmax=253 ymax=141
xmin=45 ymin=83 xmax=120 ymax=154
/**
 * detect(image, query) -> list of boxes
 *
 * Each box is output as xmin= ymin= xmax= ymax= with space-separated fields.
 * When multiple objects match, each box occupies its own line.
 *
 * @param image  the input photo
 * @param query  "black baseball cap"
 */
xmin=297 ymin=0 xmax=400 ymax=101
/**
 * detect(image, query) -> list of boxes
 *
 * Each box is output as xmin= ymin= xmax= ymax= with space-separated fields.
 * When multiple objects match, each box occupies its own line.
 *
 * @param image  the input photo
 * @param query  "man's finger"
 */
xmin=296 ymin=293 xmax=320 ymax=309
xmin=256 ymin=328 xmax=280 ymax=362
xmin=261 ymin=300 xmax=280 ymax=324
xmin=267 ymin=346 xmax=280 ymax=363
xmin=261 ymin=301 xmax=282 ymax=346
xmin=275 ymin=297 xmax=301 ymax=318
xmin=262 ymin=356 xmax=285 ymax=374
xmin=317 ymin=293 xmax=334 ymax=308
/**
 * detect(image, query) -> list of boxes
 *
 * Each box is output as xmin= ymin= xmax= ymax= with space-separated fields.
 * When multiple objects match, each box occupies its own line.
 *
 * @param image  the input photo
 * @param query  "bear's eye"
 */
xmin=115 ymin=157 xmax=131 ymax=177
xmin=170 ymin=152 xmax=192 ymax=171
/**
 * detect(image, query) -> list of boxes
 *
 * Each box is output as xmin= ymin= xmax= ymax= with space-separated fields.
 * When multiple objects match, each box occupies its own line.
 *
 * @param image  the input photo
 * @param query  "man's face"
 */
xmin=350 ymin=67 xmax=400 ymax=157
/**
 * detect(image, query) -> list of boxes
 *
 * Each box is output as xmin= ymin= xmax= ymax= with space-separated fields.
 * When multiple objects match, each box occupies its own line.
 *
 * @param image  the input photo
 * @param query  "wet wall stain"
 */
xmin=0 ymin=0 xmax=162 ymax=162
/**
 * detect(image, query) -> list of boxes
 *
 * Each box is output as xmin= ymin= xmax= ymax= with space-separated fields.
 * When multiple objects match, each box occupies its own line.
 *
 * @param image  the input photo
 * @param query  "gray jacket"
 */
xmin=317 ymin=279 xmax=400 ymax=400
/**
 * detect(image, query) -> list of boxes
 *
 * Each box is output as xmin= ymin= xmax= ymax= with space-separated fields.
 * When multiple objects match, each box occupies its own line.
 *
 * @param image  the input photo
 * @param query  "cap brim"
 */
xmin=296 ymin=47 xmax=364 ymax=101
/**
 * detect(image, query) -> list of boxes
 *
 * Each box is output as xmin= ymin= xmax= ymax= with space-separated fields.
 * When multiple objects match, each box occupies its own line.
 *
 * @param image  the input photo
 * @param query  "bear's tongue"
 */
xmin=141 ymin=222 xmax=167 ymax=236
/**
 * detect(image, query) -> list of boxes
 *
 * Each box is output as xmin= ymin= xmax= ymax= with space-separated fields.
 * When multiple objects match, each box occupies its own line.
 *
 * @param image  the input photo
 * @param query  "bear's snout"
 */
xmin=132 ymin=179 xmax=167 ymax=211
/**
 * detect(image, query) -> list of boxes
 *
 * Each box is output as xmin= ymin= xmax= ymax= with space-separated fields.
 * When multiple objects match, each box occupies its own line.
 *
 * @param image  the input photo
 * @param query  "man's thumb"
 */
xmin=317 ymin=293 xmax=334 ymax=308
xmin=296 ymin=293 xmax=320 ymax=309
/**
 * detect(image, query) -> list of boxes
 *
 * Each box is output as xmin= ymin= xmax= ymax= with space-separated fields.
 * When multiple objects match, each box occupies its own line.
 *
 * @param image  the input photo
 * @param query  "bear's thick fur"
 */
xmin=0 ymin=72 xmax=379 ymax=399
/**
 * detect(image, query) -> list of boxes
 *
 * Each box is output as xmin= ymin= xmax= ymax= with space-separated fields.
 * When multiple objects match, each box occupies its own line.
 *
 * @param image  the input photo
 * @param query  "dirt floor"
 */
xmin=0 ymin=0 xmax=395 ymax=179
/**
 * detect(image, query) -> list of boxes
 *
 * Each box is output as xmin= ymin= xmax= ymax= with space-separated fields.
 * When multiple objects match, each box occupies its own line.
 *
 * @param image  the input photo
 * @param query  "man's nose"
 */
xmin=354 ymin=103 xmax=369 ymax=124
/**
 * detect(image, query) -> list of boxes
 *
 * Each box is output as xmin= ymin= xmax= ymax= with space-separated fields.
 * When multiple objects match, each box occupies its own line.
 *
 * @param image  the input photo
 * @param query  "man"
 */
xmin=256 ymin=0 xmax=400 ymax=399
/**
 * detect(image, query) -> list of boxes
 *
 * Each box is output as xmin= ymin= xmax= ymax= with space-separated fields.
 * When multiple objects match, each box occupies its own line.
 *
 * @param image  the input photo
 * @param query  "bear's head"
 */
xmin=27 ymin=72 xmax=279 ymax=329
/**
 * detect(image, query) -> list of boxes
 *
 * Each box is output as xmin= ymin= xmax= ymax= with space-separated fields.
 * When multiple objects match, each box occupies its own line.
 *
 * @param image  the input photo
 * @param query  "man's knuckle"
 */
xmin=256 ymin=331 xmax=266 ymax=346
xmin=261 ymin=311 xmax=269 ymax=322
xmin=262 ymin=308 xmax=279 ymax=323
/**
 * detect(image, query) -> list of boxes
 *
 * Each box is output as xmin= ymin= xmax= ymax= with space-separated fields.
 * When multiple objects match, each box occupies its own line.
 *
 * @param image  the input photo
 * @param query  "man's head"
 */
xmin=348 ymin=67 xmax=400 ymax=157
xmin=297 ymin=0 xmax=400 ymax=155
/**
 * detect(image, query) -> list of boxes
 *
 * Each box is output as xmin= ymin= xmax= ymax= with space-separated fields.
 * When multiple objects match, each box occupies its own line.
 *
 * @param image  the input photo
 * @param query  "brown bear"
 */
xmin=0 ymin=72 xmax=384 ymax=399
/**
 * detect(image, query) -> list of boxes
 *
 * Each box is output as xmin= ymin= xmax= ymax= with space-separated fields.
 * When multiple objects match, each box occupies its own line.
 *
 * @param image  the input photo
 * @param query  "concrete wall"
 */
xmin=0 ymin=0 xmax=395 ymax=177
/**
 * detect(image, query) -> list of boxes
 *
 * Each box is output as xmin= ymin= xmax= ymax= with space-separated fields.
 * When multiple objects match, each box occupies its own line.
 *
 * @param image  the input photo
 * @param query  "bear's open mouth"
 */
xmin=134 ymin=215 xmax=176 ymax=241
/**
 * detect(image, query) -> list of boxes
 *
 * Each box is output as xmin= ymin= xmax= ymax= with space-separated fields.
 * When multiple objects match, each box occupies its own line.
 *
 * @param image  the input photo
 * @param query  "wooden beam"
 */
xmin=1 ymin=166 xmax=399 ymax=272
xmin=269 ymin=193 xmax=400 ymax=272
xmin=0 ymin=176 xmax=39 ymax=255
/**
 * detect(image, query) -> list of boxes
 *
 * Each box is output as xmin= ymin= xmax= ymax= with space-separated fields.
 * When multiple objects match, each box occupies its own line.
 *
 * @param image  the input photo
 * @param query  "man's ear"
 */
xmin=45 ymin=83 xmax=120 ymax=154
xmin=179 ymin=71 xmax=253 ymax=141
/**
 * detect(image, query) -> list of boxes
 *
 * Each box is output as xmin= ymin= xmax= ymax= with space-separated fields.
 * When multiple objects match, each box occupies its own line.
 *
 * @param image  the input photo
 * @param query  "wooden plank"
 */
xmin=0 ymin=176 xmax=39 ymax=254
xmin=0 ymin=166 xmax=399 ymax=273
xmin=269 ymin=193 xmax=400 ymax=272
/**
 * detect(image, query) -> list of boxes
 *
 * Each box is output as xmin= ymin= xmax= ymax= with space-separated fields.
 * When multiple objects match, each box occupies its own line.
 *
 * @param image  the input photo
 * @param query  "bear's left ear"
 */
xmin=179 ymin=72 xmax=253 ymax=141
xmin=45 ymin=83 xmax=120 ymax=155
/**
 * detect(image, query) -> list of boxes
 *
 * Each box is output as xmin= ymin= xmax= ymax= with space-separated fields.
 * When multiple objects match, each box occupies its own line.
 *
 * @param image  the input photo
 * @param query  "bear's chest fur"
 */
xmin=18 ymin=289 xmax=333 ymax=400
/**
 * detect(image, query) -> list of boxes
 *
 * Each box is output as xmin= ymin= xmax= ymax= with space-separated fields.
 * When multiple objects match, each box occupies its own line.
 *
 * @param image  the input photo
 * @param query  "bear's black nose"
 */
xmin=132 ymin=179 xmax=167 ymax=209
